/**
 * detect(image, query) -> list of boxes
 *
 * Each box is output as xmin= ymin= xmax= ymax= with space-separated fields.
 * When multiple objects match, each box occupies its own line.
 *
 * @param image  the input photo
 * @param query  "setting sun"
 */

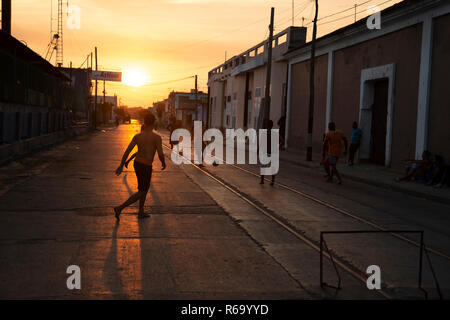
xmin=122 ymin=68 xmax=150 ymax=87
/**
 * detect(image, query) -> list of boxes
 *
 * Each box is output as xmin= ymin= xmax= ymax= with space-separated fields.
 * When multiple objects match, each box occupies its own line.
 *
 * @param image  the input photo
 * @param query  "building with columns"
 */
xmin=207 ymin=26 xmax=307 ymax=131
xmin=284 ymin=0 xmax=449 ymax=168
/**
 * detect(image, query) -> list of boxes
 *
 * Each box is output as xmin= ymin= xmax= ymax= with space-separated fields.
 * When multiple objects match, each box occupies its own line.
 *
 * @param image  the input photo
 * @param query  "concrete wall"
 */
xmin=209 ymin=81 xmax=224 ymax=128
xmin=270 ymin=61 xmax=288 ymax=124
xmin=250 ymin=67 xmax=265 ymax=129
xmin=288 ymin=54 xmax=328 ymax=151
xmin=233 ymin=74 xmax=247 ymax=129
xmin=332 ymin=25 xmax=422 ymax=168
xmin=208 ymin=27 xmax=305 ymax=131
xmin=428 ymin=13 xmax=450 ymax=161
xmin=0 ymin=102 xmax=85 ymax=164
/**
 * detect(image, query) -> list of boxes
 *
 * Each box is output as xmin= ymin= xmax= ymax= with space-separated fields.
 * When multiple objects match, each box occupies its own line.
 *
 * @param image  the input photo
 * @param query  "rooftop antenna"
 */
xmin=56 ymin=0 xmax=64 ymax=67
xmin=44 ymin=0 xmax=67 ymax=67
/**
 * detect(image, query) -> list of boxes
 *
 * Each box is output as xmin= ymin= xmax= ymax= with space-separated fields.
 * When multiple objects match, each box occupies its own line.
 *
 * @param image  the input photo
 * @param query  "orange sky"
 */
xmin=10 ymin=0 xmax=403 ymax=107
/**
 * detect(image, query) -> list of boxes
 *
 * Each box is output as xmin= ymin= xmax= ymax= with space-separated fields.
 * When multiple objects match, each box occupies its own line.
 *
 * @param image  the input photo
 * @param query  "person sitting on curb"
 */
xmin=395 ymin=150 xmax=432 ymax=183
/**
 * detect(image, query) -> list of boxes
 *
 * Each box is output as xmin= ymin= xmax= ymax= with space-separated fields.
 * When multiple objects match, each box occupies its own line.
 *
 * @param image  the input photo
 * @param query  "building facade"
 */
xmin=168 ymin=90 xmax=208 ymax=128
xmin=283 ymin=0 xmax=449 ymax=168
xmin=207 ymin=26 xmax=307 ymax=131
xmin=0 ymin=30 xmax=76 ymax=162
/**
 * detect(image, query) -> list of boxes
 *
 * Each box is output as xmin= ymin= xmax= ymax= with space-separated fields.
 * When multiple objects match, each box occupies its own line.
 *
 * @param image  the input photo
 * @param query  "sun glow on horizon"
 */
xmin=122 ymin=68 xmax=150 ymax=87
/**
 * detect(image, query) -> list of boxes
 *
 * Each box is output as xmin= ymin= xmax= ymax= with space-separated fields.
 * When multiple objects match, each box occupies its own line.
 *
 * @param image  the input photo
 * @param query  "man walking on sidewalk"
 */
xmin=347 ymin=121 xmax=362 ymax=166
xmin=322 ymin=122 xmax=348 ymax=184
xmin=114 ymin=113 xmax=166 ymax=221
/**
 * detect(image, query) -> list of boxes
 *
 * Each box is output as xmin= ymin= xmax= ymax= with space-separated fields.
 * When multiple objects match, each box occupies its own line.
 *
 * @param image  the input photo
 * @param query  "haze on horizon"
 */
xmin=10 ymin=0 xmax=403 ymax=108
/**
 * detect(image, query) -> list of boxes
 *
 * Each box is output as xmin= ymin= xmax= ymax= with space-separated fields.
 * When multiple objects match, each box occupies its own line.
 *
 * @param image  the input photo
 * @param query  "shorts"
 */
xmin=134 ymin=160 xmax=153 ymax=192
xmin=328 ymin=155 xmax=339 ymax=165
xmin=409 ymin=162 xmax=418 ymax=169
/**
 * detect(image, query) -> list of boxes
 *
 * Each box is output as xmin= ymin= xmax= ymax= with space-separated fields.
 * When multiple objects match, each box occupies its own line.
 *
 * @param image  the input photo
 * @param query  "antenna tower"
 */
xmin=44 ymin=0 xmax=67 ymax=67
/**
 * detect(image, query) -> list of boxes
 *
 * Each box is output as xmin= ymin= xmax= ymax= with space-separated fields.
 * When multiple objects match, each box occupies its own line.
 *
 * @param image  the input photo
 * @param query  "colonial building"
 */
xmin=284 ymin=0 xmax=450 ymax=168
xmin=168 ymin=90 xmax=208 ymax=128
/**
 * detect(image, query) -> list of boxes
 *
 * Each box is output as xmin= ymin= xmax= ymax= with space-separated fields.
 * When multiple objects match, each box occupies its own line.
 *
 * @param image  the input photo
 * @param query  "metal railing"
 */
xmin=319 ymin=230 xmax=443 ymax=299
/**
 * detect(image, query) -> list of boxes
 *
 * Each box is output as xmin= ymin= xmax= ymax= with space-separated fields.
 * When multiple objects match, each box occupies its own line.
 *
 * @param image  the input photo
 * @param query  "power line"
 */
xmin=140 ymin=75 xmax=195 ymax=87
xmin=163 ymin=2 xmax=308 ymax=57
xmin=317 ymin=0 xmax=395 ymax=26
xmin=304 ymin=0 xmax=394 ymax=27
xmin=308 ymin=0 xmax=373 ymax=25
xmin=276 ymin=0 xmax=314 ymax=30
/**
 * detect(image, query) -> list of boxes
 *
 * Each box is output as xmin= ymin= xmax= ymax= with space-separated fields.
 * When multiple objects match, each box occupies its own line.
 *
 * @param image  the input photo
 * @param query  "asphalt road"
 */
xmin=0 ymin=123 xmax=449 ymax=299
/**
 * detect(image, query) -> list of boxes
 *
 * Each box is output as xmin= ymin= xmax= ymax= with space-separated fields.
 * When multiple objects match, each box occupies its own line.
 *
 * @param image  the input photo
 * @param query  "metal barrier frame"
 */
xmin=319 ymin=230 xmax=442 ymax=299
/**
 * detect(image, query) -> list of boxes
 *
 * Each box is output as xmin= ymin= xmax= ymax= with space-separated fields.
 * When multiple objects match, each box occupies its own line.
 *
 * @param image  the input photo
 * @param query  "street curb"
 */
xmin=280 ymin=154 xmax=450 ymax=206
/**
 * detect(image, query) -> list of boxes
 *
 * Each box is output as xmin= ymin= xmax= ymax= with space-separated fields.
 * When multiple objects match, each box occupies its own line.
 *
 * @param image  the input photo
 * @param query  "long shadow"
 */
xmin=100 ymin=172 xmax=138 ymax=299
xmin=139 ymin=157 xmax=179 ymax=298
xmin=102 ymin=222 xmax=127 ymax=299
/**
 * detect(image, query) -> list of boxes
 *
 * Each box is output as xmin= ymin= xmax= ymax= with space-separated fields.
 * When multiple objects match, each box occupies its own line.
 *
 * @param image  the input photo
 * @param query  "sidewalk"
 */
xmin=280 ymin=149 xmax=450 ymax=205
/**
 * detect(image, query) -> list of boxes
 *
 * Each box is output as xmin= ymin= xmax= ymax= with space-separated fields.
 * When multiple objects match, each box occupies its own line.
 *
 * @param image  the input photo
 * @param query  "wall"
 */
xmin=270 ymin=61 xmax=288 ymax=124
xmin=428 ymin=13 xmax=450 ymax=161
xmin=288 ymin=53 xmax=328 ymax=151
xmin=332 ymin=24 xmax=422 ymax=167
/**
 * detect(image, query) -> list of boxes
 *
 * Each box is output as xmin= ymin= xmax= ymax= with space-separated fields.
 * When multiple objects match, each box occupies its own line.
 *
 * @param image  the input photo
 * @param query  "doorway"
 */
xmin=358 ymin=63 xmax=396 ymax=167
xmin=370 ymin=79 xmax=389 ymax=165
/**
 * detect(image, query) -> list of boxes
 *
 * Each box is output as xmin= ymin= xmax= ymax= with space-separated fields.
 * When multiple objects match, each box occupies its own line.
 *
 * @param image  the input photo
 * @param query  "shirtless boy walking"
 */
xmin=114 ymin=113 xmax=166 ymax=221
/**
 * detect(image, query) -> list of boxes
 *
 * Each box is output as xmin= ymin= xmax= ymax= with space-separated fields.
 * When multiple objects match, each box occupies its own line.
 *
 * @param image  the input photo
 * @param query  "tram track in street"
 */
xmin=161 ymin=142 xmax=394 ymax=299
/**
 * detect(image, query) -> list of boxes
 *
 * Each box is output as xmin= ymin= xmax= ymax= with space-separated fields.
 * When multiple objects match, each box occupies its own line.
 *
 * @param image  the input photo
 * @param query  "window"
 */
xmin=233 ymin=92 xmax=237 ymax=100
xmin=255 ymin=88 xmax=261 ymax=97
xmin=227 ymin=95 xmax=231 ymax=102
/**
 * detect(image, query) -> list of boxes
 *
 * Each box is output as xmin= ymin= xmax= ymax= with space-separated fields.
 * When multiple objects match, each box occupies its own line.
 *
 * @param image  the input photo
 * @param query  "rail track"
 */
xmin=162 ymin=142 xmax=396 ymax=298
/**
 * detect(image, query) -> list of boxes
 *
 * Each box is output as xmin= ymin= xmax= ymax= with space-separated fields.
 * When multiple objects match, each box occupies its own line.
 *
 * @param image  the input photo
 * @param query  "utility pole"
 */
xmin=263 ymin=7 xmax=275 ymax=123
xmin=2 ymin=0 xmax=11 ymax=35
xmin=94 ymin=47 xmax=98 ymax=130
xmin=292 ymin=0 xmax=294 ymax=26
xmin=306 ymin=0 xmax=318 ymax=161
xmin=103 ymin=80 xmax=107 ymax=122
xmin=195 ymin=75 xmax=198 ymax=122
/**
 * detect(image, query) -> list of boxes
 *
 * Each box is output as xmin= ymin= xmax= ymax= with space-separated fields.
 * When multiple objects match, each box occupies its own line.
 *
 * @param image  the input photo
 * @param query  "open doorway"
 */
xmin=358 ymin=64 xmax=396 ymax=167
xmin=370 ymin=79 xmax=389 ymax=165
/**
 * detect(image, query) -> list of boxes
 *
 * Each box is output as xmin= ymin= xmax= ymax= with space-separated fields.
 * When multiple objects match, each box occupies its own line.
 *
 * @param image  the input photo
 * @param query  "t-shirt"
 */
xmin=350 ymin=128 xmax=362 ymax=144
xmin=324 ymin=130 xmax=344 ymax=157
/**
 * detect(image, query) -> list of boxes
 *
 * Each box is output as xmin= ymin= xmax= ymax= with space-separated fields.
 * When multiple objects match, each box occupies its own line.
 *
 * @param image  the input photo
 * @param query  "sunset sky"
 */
xmin=10 ymin=0 xmax=403 ymax=107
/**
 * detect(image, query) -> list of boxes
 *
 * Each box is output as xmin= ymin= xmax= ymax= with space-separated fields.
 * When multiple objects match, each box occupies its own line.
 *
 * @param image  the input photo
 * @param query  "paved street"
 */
xmin=1 ymin=123 xmax=449 ymax=299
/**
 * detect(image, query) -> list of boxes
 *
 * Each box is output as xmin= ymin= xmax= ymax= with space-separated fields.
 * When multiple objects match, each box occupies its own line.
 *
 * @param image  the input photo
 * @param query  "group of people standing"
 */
xmin=321 ymin=121 xmax=362 ymax=185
